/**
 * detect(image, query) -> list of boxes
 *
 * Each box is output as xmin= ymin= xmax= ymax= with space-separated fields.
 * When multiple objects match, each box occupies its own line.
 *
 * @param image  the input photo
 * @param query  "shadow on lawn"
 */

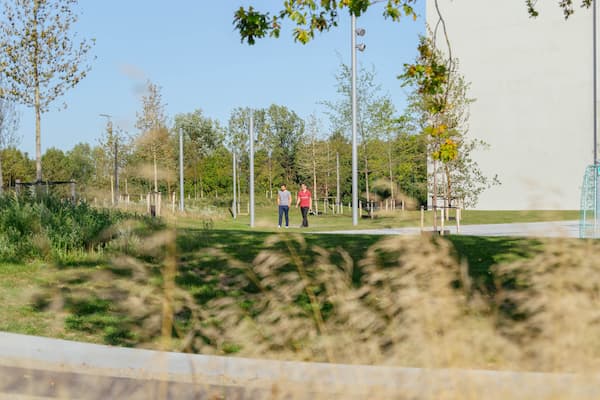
xmin=175 ymin=229 xmax=383 ymax=304
xmin=32 ymin=227 xmax=548 ymax=356
xmin=446 ymin=235 xmax=542 ymax=297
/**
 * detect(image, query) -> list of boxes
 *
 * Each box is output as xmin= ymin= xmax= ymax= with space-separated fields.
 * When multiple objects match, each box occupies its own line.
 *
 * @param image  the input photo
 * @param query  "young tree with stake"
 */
xmin=0 ymin=0 xmax=94 ymax=183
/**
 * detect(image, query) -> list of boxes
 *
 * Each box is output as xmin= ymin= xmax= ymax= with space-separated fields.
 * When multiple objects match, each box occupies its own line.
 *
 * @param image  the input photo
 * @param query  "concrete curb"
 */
xmin=1 ymin=332 xmax=599 ymax=399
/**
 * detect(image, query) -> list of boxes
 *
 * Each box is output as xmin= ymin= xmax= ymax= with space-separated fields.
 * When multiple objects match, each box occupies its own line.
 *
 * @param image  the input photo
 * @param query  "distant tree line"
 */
xmin=0 ymin=53 xmax=501 ymax=208
xmin=0 ymin=62 xmax=431 ymax=206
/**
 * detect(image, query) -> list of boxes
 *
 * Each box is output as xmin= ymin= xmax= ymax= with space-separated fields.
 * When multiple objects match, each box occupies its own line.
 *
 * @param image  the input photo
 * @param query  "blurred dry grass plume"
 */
xmin=193 ymin=234 xmax=520 ymax=370
xmin=30 ymin=224 xmax=600 ymax=397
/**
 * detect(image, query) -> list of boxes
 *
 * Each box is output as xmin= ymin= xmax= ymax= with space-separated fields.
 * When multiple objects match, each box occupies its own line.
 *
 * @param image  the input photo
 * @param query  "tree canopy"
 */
xmin=233 ymin=0 xmax=593 ymax=45
xmin=0 ymin=0 xmax=94 ymax=182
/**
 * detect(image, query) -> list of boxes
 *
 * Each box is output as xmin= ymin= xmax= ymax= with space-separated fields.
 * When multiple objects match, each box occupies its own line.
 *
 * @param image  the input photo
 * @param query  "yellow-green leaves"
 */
xmin=235 ymin=0 xmax=419 ymax=45
xmin=233 ymin=6 xmax=271 ymax=45
xmin=294 ymin=27 xmax=312 ymax=44
xmin=527 ymin=0 xmax=592 ymax=19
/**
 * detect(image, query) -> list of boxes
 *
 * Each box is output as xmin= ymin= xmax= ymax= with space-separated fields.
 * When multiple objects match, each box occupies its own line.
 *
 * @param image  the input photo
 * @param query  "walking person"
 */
xmin=277 ymin=184 xmax=292 ymax=228
xmin=296 ymin=183 xmax=312 ymax=227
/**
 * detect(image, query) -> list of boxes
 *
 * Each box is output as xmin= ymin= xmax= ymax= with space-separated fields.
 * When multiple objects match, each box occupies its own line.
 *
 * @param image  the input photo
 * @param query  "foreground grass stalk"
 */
xmin=284 ymin=235 xmax=334 ymax=363
xmin=161 ymin=230 xmax=177 ymax=348
xmin=159 ymin=229 xmax=177 ymax=400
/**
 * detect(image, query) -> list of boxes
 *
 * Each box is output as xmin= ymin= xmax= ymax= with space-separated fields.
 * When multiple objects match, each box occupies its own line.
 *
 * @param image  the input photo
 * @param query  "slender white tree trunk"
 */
xmin=268 ymin=154 xmax=273 ymax=199
xmin=33 ymin=4 xmax=42 ymax=184
xmin=0 ymin=152 xmax=4 ymax=194
xmin=312 ymin=137 xmax=318 ymax=212
xmin=153 ymin=148 xmax=158 ymax=192
xmin=388 ymin=145 xmax=394 ymax=199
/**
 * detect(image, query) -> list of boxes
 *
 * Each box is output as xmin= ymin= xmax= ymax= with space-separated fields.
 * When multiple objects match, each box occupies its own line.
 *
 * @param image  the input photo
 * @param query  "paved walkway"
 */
xmin=318 ymin=220 xmax=581 ymax=238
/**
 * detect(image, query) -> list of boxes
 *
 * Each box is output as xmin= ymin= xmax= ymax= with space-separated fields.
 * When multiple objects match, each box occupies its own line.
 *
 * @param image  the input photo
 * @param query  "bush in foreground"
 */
xmin=0 ymin=194 xmax=126 ymax=262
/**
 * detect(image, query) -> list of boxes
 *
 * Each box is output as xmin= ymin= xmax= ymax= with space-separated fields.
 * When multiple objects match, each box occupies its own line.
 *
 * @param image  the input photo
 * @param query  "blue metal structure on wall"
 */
xmin=580 ymin=164 xmax=599 ymax=238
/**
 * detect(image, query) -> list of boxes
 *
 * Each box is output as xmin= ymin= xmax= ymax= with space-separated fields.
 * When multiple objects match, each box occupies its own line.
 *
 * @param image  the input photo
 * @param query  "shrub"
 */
xmin=0 ymin=193 xmax=127 ymax=262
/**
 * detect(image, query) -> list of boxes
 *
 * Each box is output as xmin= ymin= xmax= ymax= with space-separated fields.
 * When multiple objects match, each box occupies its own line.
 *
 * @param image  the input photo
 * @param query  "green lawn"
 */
xmin=0 ymin=207 xmax=582 ymax=351
xmin=0 ymin=226 xmax=546 ymax=347
xmin=175 ymin=206 xmax=579 ymax=233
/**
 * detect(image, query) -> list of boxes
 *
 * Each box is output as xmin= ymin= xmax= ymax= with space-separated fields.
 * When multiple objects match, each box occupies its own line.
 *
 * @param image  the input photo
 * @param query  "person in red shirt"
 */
xmin=296 ymin=183 xmax=312 ymax=227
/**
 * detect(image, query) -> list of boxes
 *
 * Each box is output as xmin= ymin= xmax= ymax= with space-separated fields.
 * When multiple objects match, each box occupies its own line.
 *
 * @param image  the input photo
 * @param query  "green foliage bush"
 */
xmin=0 ymin=194 xmax=125 ymax=262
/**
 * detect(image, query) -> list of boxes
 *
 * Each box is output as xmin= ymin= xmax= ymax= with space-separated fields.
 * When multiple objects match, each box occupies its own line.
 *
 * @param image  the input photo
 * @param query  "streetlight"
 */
xmin=594 ymin=0 xmax=598 ymax=166
xmin=249 ymin=112 xmax=255 ymax=228
xmin=99 ymin=113 xmax=118 ymax=205
xmin=351 ymin=14 xmax=366 ymax=226
xmin=179 ymin=127 xmax=184 ymax=212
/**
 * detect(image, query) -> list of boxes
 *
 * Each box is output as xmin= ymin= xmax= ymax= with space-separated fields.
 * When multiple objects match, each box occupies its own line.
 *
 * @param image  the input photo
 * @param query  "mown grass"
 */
xmin=0 ymin=201 xmax=594 ymax=376
xmin=0 ymin=229 xmax=541 ymax=345
xmin=178 ymin=206 xmax=579 ymax=232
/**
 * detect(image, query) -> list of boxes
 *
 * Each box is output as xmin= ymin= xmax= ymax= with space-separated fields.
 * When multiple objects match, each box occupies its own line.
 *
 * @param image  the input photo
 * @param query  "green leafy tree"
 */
xmin=328 ymin=129 xmax=352 ymax=204
xmin=263 ymin=104 xmax=305 ymax=185
xmin=41 ymin=147 xmax=70 ymax=181
xmin=227 ymin=107 xmax=257 ymax=204
xmin=401 ymin=36 xmax=456 ymax=220
xmin=134 ymin=80 xmax=173 ymax=193
xmin=402 ymin=37 xmax=499 ymax=209
xmin=0 ymin=146 xmax=34 ymax=187
xmin=0 ymin=0 xmax=94 ymax=182
xmin=173 ymin=109 xmax=223 ymax=199
xmin=0 ymin=85 xmax=19 ymax=192
xmin=66 ymin=142 xmax=94 ymax=187
xmin=199 ymin=145 xmax=234 ymax=197
xmin=96 ymin=119 xmax=129 ymax=197
xmin=297 ymin=114 xmax=328 ymax=205
xmin=322 ymin=63 xmax=393 ymax=203
xmin=233 ymin=1 xmax=419 ymax=45
xmin=366 ymin=97 xmax=400 ymax=200
xmin=393 ymin=129 xmax=427 ymax=205
xmin=233 ymin=1 xmax=590 ymax=45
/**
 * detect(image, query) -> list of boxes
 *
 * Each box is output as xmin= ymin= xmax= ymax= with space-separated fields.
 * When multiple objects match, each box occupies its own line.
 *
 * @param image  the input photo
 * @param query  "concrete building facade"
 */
xmin=426 ymin=0 xmax=594 ymax=209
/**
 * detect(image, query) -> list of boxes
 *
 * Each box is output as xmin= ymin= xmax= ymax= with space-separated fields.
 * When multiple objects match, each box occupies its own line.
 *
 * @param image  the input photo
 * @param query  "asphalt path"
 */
xmin=317 ymin=220 xmax=581 ymax=238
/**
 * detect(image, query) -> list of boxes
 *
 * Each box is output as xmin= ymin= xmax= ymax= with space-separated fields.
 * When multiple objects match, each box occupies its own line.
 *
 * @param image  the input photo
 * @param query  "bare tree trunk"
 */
xmin=445 ymin=164 xmax=452 ymax=220
xmin=35 ymin=93 xmax=42 ymax=183
xmin=194 ymin=159 xmax=198 ymax=200
xmin=433 ymin=158 xmax=438 ymax=232
xmin=388 ymin=145 xmax=394 ymax=200
xmin=153 ymin=148 xmax=158 ymax=192
xmin=361 ymin=125 xmax=370 ymax=203
xmin=33 ymin=6 xmax=42 ymax=184
xmin=312 ymin=137 xmax=318 ymax=212
xmin=0 ymin=151 xmax=3 ymax=194
xmin=237 ymin=161 xmax=241 ymax=214
xmin=268 ymin=154 xmax=273 ymax=199
xmin=336 ymin=152 xmax=340 ymax=211
xmin=364 ymin=153 xmax=370 ymax=204
xmin=325 ymin=142 xmax=330 ymax=199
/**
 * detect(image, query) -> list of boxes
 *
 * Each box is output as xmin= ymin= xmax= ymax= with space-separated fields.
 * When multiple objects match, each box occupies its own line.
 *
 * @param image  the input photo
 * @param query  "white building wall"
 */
xmin=426 ymin=0 xmax=594 ymax=209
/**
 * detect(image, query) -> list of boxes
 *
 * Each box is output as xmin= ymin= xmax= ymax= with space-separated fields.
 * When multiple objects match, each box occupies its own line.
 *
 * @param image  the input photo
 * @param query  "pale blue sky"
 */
xmin=14 ymin=0 xmax=425 ymax=156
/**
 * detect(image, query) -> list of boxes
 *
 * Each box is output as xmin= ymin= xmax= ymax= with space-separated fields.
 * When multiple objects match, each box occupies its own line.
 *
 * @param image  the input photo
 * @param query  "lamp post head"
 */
xmin=355 ymin=27 xmax=366 ymax=36
xmin=356 ymin=43 xmax=366 ymax=52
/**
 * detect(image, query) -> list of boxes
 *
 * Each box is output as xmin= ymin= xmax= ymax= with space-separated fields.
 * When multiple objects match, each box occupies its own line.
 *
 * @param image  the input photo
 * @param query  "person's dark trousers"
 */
xmin=278 ymin=205 xmax=289 ymax=227
xmin=300 ymin=206 xmax=309 ymax=227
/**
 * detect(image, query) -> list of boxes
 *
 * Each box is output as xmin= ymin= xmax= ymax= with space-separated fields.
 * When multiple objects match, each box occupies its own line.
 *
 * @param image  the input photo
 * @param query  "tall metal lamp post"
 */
xmin=351 ymin=14 xmax=366 ymax=226
xmin=249 ymin=112 xmax=255 ymax=228
xmin=179 ymin=128 xmax=184 ymax=211
xmin=594 ymin=0 xmax=597 ymax=166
